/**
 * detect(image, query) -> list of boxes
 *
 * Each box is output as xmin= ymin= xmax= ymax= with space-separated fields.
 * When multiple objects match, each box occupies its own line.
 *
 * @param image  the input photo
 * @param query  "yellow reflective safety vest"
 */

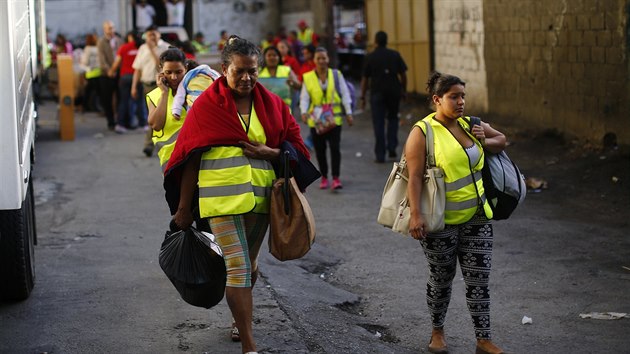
xmin=147 ymin=87 xmax=186 ymax=172
xmin=198 ymin=106 xmax=276 ymax=218
xmin=298 ymin=28 xmax=314 ymax=45
xmin=260 ymin=39 xmax=272 ymax=50
xmin=85 ymin=67 xmax=102 ymax=79
xmin=258 ymin=65 xmax=292 ymax=106
xmin=416 ymin=114 xmax=493 ymax=224
xmin=302 ymin=69 xmax=344 ymax=128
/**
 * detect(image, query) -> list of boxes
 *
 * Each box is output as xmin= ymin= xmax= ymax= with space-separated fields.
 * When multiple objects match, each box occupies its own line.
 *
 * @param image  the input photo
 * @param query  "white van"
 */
xmin=0 ymin=0 xmax=45 ymax=301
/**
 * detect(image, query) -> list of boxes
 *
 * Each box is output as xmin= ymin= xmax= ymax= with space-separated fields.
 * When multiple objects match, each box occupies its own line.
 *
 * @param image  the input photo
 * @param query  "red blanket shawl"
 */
xmin=163 ymin=76 xmax=309 ymax=214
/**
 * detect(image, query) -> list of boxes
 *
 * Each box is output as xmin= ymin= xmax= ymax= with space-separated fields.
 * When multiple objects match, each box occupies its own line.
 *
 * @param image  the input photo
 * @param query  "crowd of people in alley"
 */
xmin=45 ymin=4 xmax=509 ymax=354
xmin=46 ymin=11 xmax=363 ymax=158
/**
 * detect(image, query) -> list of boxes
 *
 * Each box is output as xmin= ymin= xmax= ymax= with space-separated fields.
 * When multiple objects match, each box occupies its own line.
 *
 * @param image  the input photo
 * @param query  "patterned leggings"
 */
xmin=419 ymin=213 xmax=494 ymax=339
xmin=208 ymin=213 xmax=269 ymax=288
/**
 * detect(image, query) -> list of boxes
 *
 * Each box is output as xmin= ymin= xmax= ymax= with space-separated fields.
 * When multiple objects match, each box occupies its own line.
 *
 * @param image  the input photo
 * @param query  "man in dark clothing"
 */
xmin=98 ymin=20 xmax=122 ymax=130
xmin=360 ymin=31 xmax=407 ymax=163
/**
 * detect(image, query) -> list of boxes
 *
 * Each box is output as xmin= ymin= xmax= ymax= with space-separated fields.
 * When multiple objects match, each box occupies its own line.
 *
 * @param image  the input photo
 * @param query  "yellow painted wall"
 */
xmin=365 ymin=0 xmax=431 ymax=93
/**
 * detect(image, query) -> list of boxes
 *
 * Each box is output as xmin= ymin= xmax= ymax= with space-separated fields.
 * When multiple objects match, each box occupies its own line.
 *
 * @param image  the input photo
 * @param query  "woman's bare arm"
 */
xmin=406 ymin=126 xmax=428 ymax=240
xmin=471 ymin=121 xmax=506 ymax=154
xmin=173 ymin=152 xmax=201 ymax=229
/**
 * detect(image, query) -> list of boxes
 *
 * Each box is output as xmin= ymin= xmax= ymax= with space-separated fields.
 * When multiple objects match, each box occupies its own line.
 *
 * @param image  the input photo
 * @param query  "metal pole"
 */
xmin=325 ymin=0 xmax=337 ymax=68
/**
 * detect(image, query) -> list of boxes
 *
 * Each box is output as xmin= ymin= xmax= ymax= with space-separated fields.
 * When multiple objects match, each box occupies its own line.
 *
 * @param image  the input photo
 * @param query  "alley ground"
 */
xmin=0 ymin=96 xmax=628 ymax=353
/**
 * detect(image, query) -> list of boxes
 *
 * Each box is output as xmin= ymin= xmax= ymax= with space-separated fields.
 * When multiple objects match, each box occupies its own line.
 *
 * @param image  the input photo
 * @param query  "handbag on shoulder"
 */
xmin=377 ymin=120 xmax=445 ymax=234
xmin=269 ymin=151 xmax=316 ymax=261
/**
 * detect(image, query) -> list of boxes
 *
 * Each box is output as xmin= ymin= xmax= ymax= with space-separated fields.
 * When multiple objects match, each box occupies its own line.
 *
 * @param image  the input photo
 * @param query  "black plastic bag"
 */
xmin=159 ymin=227 xmax=226 ymax=309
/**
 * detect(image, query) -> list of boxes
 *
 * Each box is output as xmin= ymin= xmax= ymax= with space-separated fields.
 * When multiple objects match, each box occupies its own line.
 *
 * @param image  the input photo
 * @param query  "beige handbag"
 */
xmin=377 ymin=120 xmax=445 ymax=234
xmin=269 ymin=152 xmax=316 ymax=261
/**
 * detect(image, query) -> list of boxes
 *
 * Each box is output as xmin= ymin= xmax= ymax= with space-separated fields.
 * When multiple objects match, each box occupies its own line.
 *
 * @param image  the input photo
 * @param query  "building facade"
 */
xmin=432 ymin=0 xmax=630 ymax=144
xmin=45 ymin=0 xmax=630 ymax=144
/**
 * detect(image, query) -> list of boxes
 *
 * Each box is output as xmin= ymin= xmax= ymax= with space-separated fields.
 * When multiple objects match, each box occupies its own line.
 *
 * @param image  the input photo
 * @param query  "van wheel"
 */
xmin=0 ymin=178 xmax=36 ymax=300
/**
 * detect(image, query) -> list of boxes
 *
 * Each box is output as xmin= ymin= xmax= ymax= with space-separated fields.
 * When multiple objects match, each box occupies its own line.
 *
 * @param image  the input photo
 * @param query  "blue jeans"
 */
xmin=290 ymin=88 xmax=301 ymax=119
xmin=370 ymin=91 xmax=400 ymax=161
xmin=117 ymin=74 xmax=147 ymax=128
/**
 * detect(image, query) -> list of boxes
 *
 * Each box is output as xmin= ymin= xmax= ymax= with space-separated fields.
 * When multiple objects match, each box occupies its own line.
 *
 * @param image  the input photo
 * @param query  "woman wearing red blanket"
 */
xmin=164 ymin=36 xmax=309 ymax=354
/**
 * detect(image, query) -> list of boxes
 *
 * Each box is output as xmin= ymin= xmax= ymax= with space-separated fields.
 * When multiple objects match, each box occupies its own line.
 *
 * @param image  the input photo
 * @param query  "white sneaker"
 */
xmin=114 ymin=125 xmax=127 ymax=134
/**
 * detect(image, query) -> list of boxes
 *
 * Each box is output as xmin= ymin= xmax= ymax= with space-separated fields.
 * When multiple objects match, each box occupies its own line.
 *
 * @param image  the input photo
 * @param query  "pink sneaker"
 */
xmin=332 ymin=177 xmax=343 ymax=190
xmin=319 ymin=177 xmax=329 ymax=189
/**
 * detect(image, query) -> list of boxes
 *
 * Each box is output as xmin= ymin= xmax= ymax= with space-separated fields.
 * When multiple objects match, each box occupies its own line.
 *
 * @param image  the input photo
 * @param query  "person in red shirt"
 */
xmin=335 ymin=32 xmax=348 ymax=49
xmin=298 ymin=44 xmax=316 ymax=82
xmin=297 ymin=44 xmax=317 ymax=151
xmin=109 ymin=30 xmax=146 ymax=132
xmin=276 ymin=40 xmax=300 ymax=74
xmin=179 ymin=40 xmax=196 ymax=60
xmin=272 ymin=26 xmax=287 ymax=48
xmin=277 ymin=40 xmax=302 ymax=118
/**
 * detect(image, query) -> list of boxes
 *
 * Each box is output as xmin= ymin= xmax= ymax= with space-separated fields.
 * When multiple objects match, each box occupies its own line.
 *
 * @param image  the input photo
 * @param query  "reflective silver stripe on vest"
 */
xmin=199 ymin=182 xmax=252 ymax=198
xmin=198 ymin=183 xmax=271 ymax=198
xmin=445 ymin=194 xmax=486 ymax=211
xmin=445 ymin=171 xmax=482 ymax=192
xmin=200 ymin=156 xmax=273 ymax=171
xmin=155 ymin=131 xmax=179 ymax=152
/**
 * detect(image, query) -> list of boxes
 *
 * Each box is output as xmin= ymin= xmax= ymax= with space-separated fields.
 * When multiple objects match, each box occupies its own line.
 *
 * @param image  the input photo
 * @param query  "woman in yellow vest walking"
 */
xmin=79 ymin=33 xmax=102 ymax=113
xmin=300 ymin=47 xmax=353 ymax=190
xmin=166 ymin=36 xmax=309 ymax=354
xmin=257 ymin=46 xmax=301 ymax=107
xmin=405 ymin=72 xmax=507 ymax=354
xmin=146 ymin=48 xmax=188 ymax=173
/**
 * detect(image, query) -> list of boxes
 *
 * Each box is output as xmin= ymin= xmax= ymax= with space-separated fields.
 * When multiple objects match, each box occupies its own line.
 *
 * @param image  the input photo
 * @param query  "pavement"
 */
xmin=0 ymin=98 xmax=629 ymax=354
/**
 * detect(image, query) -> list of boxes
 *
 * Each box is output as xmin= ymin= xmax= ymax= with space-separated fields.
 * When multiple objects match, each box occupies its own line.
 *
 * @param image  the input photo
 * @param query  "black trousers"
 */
xmin=370 ymin=91 xmax=400 ymax=161
xmin=310 ymin=125 xmax=341 ymax=178
xmin=83 ymin=77 xmax=101 ymax=111
xmin=99 ymin=76 xmax=118 ymax=128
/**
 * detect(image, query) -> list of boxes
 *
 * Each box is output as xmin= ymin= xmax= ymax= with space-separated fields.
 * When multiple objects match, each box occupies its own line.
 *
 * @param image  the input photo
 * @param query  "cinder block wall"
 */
xmin=483 ymin=0 xmax=630 ymax=144
xmin=433 ymin=0 xmax=489 ymax=114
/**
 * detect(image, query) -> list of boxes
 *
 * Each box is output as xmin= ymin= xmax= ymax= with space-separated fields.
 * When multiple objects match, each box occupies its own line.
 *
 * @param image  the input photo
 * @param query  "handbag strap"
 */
xmin=421 ymin=120 xmax=437 ymax=168
xmin=282 ymin=151 xmax=291 ymax=215
xmin=333 ymin=69 xmax=340 ymax=98
xmin=398 ymin=120 xmax=436 ymax=171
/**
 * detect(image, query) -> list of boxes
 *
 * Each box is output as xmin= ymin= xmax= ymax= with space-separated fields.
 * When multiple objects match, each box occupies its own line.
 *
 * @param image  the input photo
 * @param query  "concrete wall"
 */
xmin=194 ymin=0 xmax=279 ymax=46
xmin=432 ymin=0 xmax=488 ymax=113
xmin=45 ymin=0 xmax=127 ymax=42
xmin=45 ymin=0 xmax=278 ymax=47
xmin=483 ymin=0 xmax=630 ymax=144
